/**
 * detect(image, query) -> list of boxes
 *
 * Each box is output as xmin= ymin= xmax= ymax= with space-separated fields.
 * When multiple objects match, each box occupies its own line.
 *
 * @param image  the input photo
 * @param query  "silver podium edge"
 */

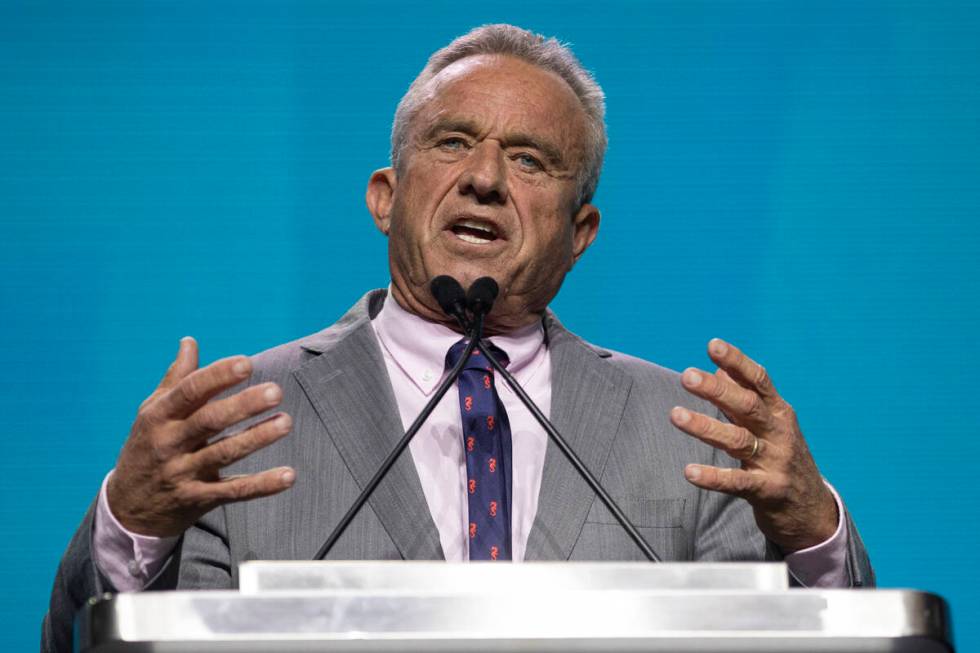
xmin=78 ymin=562 xmax=954 ymax=653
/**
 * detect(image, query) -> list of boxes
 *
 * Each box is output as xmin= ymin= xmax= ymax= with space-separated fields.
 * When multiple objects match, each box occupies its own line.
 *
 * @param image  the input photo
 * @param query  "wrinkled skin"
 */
xmin=671 ymin=339 xmax=838 ymax=552
xmin=107 ymin=338 xmax=295 ymax=537
xmin=366 ymin=54 xmax=600 ymax=335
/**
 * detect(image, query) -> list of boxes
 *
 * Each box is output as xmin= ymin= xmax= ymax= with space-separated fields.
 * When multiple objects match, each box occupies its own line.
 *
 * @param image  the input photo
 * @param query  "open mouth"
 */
xmin=449 ymin=218 xmax=499 ymax=245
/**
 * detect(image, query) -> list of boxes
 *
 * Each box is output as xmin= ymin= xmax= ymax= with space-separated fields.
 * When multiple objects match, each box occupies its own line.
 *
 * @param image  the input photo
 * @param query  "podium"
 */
xmin=79 ymin=561 xmax=953 ymax=652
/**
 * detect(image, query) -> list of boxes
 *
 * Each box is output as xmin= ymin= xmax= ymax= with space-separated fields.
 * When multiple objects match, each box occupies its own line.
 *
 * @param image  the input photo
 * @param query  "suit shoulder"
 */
xmin=584 ymin=342 xmax=718 ymax=418
xmin=247 ymin=333 xmax=319 ymax=379
xmin=544 ymin=311 xmax=681 ymax=390
xmin=605 ymin=348 xmax=678 ymax=377
xmin=605 ymin=348 xmax=684 ymax=391
xmin=579 ymin=339 xmax=682 ymax=386
xmin=246 ymin=289 xmax=382 ymax=381
xmin=578 ymin=339 xmax=704 ymax=405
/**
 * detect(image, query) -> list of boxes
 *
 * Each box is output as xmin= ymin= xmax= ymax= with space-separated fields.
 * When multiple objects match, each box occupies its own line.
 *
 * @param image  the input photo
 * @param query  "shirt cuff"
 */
xmin=782 ymin=481 xmax=850 ymax=588
xmin=93 ymin=470 xmax=179 ymax=592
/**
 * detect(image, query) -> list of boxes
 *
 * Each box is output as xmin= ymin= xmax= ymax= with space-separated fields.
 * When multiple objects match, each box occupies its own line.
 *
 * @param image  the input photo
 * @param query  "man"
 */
xmin=43 ymin=24 xmax=873 ymax=652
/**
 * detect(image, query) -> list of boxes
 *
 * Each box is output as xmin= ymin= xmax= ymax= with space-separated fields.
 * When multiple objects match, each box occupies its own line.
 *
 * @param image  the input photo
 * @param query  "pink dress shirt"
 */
xmin=94 ymin=293 xmax=849 ymax=589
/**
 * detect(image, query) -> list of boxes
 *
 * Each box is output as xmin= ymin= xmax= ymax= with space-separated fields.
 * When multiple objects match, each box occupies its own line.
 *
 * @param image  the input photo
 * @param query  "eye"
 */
xmin=514 ymin=152 xmax=543 ymax=171
xmin=439 ymin=136 xmax=470 ymax=152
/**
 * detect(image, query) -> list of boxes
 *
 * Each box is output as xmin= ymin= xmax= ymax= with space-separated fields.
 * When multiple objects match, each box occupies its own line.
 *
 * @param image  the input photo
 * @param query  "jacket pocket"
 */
xmin=585 ymin=496 xmax=686 ymax=529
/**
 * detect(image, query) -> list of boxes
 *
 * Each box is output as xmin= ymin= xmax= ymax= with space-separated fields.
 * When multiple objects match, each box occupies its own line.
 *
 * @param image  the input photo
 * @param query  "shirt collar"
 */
xmin=372 ymin=286 xmax=546 ymax=396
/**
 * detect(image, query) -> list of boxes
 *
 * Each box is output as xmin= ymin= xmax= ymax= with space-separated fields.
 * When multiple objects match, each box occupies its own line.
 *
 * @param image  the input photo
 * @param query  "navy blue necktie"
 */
xmin=446 ymin=339 xmax=512 ymax=561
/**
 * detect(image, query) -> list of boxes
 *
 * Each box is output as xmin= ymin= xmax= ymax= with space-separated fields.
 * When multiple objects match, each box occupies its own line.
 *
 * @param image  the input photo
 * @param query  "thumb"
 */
xmin=159 ymin=336 xmax=199 ymax=390
xmin=138 ymin=337 xmax=199 ymax=412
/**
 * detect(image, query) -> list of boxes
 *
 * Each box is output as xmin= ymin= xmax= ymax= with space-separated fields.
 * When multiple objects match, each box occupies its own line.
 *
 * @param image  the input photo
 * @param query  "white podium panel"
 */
xmin=238 ymin=560 xmax=791 ymax=593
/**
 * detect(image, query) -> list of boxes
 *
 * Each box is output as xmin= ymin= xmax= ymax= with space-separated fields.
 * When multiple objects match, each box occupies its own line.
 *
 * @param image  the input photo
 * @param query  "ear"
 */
xmin=366 ymin=167 xmax=398 ymax=235
xmin=570 ymin=203 xmax=600 ymax=264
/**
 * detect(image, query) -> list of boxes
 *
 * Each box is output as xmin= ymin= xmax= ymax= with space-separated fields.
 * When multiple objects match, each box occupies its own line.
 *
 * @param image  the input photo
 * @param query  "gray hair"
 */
xmin=390 ymin=24 xmax=607 ymax=206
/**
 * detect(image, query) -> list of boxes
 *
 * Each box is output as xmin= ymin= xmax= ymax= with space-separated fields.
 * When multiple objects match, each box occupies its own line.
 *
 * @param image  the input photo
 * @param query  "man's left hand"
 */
xmin=669 ymin=338 xmax=838 ymax=552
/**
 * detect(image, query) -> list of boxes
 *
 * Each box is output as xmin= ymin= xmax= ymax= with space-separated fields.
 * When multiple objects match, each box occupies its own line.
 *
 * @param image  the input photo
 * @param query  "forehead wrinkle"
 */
xmin=411 ymin=56 xmax=586 ymax=171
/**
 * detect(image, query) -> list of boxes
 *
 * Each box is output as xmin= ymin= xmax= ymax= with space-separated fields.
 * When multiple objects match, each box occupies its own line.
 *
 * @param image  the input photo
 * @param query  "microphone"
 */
xmin=466 ymin=276 xmax=499 ymax=317
xmin=313 ymin=276 xmax=486 ymax=560
xmin=430 ymin=275 xmax=470 ymax=330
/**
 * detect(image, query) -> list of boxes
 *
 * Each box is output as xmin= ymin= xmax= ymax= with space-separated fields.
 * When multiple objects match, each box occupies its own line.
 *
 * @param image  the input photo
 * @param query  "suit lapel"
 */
xmin=524 ymin=314 xmax=633 ymax=561
xmin=293 ymin=291 xmax=444 ymax=560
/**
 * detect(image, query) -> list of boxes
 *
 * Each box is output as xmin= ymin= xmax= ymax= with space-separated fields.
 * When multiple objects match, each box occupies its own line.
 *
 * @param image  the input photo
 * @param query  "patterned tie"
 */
xmin=446 ymin=339 xmax=512 ymax=561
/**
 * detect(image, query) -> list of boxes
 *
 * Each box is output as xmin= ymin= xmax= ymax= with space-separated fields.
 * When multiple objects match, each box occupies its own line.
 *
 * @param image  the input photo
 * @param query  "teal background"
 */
xmin=2 ymin=1 xmax=978 ymax=649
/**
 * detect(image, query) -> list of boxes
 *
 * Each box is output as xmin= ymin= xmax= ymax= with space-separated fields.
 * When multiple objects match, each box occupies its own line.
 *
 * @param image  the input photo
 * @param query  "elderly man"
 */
xmin=43 ymin=24 xmax=872 ymax=652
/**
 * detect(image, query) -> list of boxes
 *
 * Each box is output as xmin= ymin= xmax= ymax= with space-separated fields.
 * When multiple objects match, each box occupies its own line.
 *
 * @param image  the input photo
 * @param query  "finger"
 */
xmin=185 ymin=412 xmax=292 ymax=471
xmin=683 ymin=464 xmax=765 ymax=499
xmin=681 ymin=367 xmax=769 ymax=428
xmin=160 ymin=337 xmax=199 ymax=390
xmin=670 ymin=406 xmax=761 ymax=462
xmin=707 ymin=338 xmax=778 ymax=401
xmin=151 ymin=355 xmax=252 ymax=420
xmin=712 ymin=369 xmax=736 ymax=421
xmin=140 ymin=338 xmax=200 ymax=412
xmin=181 ymin=382 xmax=283 ymax=445
xmin=188 ymin=466 xmax=296 ymax=507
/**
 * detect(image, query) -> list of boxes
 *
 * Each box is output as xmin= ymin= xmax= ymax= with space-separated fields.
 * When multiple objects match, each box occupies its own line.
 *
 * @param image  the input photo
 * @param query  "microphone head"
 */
xmin=429 ymin=275 xmax=467 ymax=317
xmin=466 ymin=277 xmax=499 ymax=315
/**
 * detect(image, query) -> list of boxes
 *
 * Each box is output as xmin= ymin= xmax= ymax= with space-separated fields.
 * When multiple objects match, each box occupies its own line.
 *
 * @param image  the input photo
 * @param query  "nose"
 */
xmin=457 ymin=141 xmax=508 ymax=205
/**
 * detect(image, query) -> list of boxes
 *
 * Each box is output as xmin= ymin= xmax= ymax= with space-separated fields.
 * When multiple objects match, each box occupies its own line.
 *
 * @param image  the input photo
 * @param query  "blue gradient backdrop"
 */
xmin=3 ymin=2 xmax=978 ymax=650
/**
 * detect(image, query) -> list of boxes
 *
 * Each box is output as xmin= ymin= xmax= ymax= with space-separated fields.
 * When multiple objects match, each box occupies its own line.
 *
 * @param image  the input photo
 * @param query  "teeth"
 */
xmin=457 ymin=233 xmax=488 ymax=244
xmin=457 ymin=219 xmax=496 ymax=237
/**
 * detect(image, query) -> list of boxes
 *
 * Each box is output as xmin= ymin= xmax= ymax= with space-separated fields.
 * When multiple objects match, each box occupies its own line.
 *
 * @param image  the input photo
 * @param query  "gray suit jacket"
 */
xmin=43 ymin=289 xmax=874 ymax=652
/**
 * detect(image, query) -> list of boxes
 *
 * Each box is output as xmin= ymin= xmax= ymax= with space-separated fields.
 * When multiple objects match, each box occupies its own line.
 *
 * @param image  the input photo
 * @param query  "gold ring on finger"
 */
xmin=748 ymin=436 xmax=760 ymax=460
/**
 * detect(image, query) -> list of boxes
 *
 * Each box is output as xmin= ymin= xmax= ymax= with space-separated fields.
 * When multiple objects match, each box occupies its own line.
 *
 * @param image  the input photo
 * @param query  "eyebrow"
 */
xmin=423 ymin=117 xmax=567 ymax=167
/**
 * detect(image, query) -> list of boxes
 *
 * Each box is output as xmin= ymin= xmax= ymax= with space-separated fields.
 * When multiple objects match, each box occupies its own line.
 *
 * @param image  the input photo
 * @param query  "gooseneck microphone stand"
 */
xmin=456 ymin=277 xmax=663 ymax=563
xmin=314 ymin=276 xmax=662 ymax=563
xmin=472 ymin=338 xmax=663 ymax=563
xmin=313 ymin=281 xmax=483 ymax=561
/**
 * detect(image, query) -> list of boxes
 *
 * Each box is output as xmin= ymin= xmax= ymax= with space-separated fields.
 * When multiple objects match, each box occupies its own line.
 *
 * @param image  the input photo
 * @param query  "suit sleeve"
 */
xmin=41 ymin=497 xmax=234 ymax=653
xmin=691 ymin=437 xmax=875 ymax=588
xmin=42 ymin=500 xmax=106 ymax=653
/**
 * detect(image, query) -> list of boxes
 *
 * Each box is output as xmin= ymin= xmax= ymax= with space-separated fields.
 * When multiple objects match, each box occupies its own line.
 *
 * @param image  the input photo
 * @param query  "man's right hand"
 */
xmin=106 ymin=337 xmax=295 ymax=537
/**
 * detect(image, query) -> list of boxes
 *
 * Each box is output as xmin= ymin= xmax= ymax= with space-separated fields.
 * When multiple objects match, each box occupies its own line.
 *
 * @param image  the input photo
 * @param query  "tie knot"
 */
xmin=446 ymin=338 xmax=509 ymax=372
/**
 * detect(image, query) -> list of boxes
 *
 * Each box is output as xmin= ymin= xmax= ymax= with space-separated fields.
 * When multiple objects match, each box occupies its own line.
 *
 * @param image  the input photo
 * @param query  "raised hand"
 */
xmin=670 ymin=338 xmax=837 ymax=552
xmin=106 ymin=337 xmax=295 ymax=537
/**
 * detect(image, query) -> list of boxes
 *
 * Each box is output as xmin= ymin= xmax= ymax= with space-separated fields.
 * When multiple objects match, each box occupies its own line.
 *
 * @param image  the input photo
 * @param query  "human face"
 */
xmin=367 ymin=54 xmax=600 ymax=333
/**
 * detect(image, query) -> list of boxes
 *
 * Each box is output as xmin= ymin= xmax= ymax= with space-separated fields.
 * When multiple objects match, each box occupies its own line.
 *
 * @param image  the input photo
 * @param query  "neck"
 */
xmin=388 ymin=276 xmax=544 ymax=337
xmin=389 ymin=278 xmax=465 ymax=334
